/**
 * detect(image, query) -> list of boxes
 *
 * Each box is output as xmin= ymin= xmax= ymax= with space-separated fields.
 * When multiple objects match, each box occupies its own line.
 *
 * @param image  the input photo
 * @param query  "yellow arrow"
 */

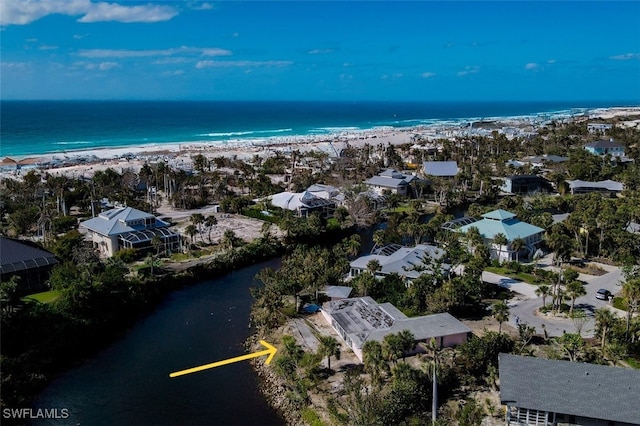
xmin=169 ymin=340 xmax=277 ymax=378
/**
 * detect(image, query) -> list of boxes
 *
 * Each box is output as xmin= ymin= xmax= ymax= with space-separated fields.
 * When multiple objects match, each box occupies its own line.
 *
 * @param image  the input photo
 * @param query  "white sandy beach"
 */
xmin=3 ymin=106 xmax=639 ymax=181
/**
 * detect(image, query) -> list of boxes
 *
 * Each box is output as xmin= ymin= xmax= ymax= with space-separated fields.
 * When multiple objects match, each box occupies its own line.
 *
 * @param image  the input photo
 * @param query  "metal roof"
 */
xmin=364 ymin=175 xmax=409 ymax=189
xmin=350 ymin=244 xmax=448 ymax=279
xmin=457 ymin=210 xmax=543 ymax=241
xmin=423 ymin=161 xmax=459 ymax=177
xmin=80 ymin=207 xmax=169 ymax=236
xmin=567 ymin=179 xmax=624 ymax=192
xmin=323 ymin=285 xmax=353 ymax=299
xmin=499 ymin=353 xmax=640 ymax=424
xmin=0 ymin=237 xmax=58 ymax=275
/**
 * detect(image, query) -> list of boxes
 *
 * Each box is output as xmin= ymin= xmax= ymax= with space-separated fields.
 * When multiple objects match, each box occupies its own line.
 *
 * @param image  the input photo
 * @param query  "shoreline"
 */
xmin=2 ymin=105 xmax=639 ymax=180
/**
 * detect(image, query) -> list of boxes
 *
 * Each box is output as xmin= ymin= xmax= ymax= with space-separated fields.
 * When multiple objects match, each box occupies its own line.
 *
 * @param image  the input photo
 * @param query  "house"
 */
xmin=499 ymin=353 xmax=640 ymax=426
xmin=79 ymin=206 xmax=181 ymax=257
xmin=520 ymin=155 xmax=569 ymax=167
xmin=423 ymin=161 xmax=459 ymax=178
xmin=364 ymin=169 xmax=422 ymax=196
xmin=453 ymin=209 xmax=544 ymax=262
xmin=584 ymin=139 xmax=625 ymax=157
xmin=349 ymin=244 xmax=449 ymax=281
xmin=587 ymin=123 xmax=613 ymax=134
xmin=269 ymin=189 xmax=336 ymax=218
xmin=498 ymin=175 xmax=552 ymax=195
xmin=566 ymin=179 xmax=624 ymax=195
xmin=0 ymin=237 xmax=59 ymax=293
xmin=322 ymin=296 xmax=471 ymax=362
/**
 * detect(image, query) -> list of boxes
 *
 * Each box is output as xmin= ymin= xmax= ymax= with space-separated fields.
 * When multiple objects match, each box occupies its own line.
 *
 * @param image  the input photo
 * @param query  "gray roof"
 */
xmin=567 ymin=179 xmax=624 ymax=192
xmin=499 ymin=353 xmax=640 ymax=424
xmin=324 ymin=285 xmax=353 ymax=299
xmin=350 ymin=244 xmax=447 ymax=279
xmin=324 ymin=297 xmax=471 ymax=349
xmin=80 ymin=207 xmax=169 ymax=236
xmin=423 ymin=161 xmax=458 ymax=177
xmin=522 ymin=155 xmax=569 ymax=164
xmin=584 ymin=139 xmax=624 ymax=149
xmin=0 ymin=237 xmax=58 ymax=275
xmin=365 ymin=175 xmax=409 ymax=189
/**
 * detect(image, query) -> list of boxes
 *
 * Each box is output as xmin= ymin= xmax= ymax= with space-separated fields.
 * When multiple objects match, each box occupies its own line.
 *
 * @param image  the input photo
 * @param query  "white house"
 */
xmin=269 ymin=189 xmax=336 ymax=218
xmin=364 ymin=169 xmax=421 ymax=196
xmin=584 ymin=139 xmax=625 ymax=157
xmin=80 ymin=206 xmax=181 ymax=257
xmin=322 ymin=297 xmax=471 ymax=362
xmin=349 ymin=244 xmax=449 ymax=281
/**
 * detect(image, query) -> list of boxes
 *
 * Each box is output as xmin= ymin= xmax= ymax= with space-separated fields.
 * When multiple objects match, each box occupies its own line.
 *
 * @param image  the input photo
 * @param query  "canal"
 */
xmin=32 ymin=258 xmax=284 ymax=425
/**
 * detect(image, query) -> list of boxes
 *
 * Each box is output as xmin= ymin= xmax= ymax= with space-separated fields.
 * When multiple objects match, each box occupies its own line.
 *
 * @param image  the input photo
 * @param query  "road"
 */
xmin=493 ymin=266 xmax=625 ymax=338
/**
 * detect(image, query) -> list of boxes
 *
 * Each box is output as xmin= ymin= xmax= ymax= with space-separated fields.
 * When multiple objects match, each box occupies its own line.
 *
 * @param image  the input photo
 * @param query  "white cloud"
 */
xmin=609 ymin=53 xmax=640 ymax=60
xmin=457 ymin=66 xmax=480 ymax=76
xmin=421 ymin=72 xmax=436 ymax=78
xmin=1 ymin=61 xmax=30 ymax=70
xmin=73 ymin=34 xmax=86 ymax=40
xmin=84 ymin=61 xmax=119 ymax=70
xmin=525 ymin=62 xmax=539 ymax=70
xmin=188 ymin=2 xmax=214 ymax=11
xmin=79 ymin=46 xmax=232 ymax=58
xmin=162 ymin=70 xmax=185 ymax=76
xmin=195 ymin=60 xmax=293 ymax=69
xmin=39 ymin=45 xmax=58 ymax=51
xmin=547 ymin=59 xmax=556 ymax=64
xmin=0 ymin=0 xmax=178 ymax=26
xmin=308 ymin=49 xmax=334 ymax=55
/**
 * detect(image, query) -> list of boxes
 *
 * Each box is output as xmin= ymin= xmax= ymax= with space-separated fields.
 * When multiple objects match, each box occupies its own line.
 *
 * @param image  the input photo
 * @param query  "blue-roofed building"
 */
xmin=456 ymin=209 xmax=544 ymax=262
xmin=422 ymin=161 xmax=459 ymax=178
xmin=80 ymin=207 xmax=181 ymax=257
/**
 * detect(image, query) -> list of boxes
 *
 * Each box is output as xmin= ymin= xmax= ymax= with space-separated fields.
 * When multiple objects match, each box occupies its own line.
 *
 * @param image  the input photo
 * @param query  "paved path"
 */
xmin=485 ymin=265 xmax=625 ymax=338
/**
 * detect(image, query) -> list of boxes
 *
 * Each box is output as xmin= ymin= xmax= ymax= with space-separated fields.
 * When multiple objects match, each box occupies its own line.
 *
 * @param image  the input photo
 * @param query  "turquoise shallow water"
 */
xmin=2 ymin=100 xmax=635 ymax=157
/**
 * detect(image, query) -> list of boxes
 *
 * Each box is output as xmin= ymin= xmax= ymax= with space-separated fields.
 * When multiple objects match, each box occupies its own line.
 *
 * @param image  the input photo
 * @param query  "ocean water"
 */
xmin=1 ymin=100 xmax=636 ymax=158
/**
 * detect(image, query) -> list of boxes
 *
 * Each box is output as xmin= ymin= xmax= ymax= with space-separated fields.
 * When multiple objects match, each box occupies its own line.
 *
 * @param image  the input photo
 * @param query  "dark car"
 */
xmin=595 ymin=288 xmax=612 ymax=300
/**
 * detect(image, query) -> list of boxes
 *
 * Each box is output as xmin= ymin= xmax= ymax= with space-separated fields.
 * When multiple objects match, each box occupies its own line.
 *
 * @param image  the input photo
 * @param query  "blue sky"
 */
xmin=1 ymin=1 xmax=639 ymax=101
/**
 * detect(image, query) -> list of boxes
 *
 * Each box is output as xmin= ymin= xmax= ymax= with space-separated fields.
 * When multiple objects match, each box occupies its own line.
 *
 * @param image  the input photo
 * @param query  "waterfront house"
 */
xmin=349 ymin=244 xmax=449 ymax=281
xmin=0 ymin=237 xmax=58 ymax=294
xmin=499 ymin=353 xmax=640 ymax=426
xmin=566 ymin=179 xmax=623 ymax=195
xmin=364 ymin=169 xmax=422 ymax=196
xmin=422 ymin=161 xmax=459 ymax=179
xmin=79 ymin=206 xmax=181 ymax=257
xmin=451 ymin=209 xmax=544 ymax=262
xmin=584 ymin=139 xmax=625 ymax=157
xmin=322 ymin=296 xmax=471 ymax=362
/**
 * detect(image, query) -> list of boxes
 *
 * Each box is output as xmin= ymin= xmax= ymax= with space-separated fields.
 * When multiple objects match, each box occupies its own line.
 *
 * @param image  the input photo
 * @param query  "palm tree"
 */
xmin=493 ymin=233 xmax=508 ymax=262
xmin=366 ymin=259 xmax=382 ymax=277
xmin=362 ymin=340 xmax=387 ymax=386
xmin=622 ymin=279 xmax=640 ymax=334
xmin=511 ymin=237 xmax=526 ymax=262
xmin=184 ymin=224 xmax=197 ymax=248
xmin=565 ymin=280 xmax=586 ymax=315
xmin=204 ymin=215 xmax=217 ymax=244
xmin=190 ymin=213 xmax=205 ymax=243
xmin=536 ymin=285 xmax=550 ymax=309
xmin=382 ymin=334 xmax=404 ymax=366
xmin=595 ymin=308 xmax=616 ymax=351
xmin=493 ymin=300 xmax=510 ymax=333
xmin=318 ymin=336 xmax=341 ymax=371
xmin=397 ymin=330 xmax=415 ymax=361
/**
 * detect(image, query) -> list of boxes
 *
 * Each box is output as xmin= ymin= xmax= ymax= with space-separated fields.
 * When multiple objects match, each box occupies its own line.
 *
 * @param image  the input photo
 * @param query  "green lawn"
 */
xmin=21 ymin=290 xmax=62 ymax=304
xmin=485 ymin=266 xmax=547 ymax=285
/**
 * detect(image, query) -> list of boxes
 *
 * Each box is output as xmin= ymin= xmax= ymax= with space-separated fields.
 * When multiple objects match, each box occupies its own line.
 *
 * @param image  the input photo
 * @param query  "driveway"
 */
xmin=486 ymin=265 xmax=625 ymax=338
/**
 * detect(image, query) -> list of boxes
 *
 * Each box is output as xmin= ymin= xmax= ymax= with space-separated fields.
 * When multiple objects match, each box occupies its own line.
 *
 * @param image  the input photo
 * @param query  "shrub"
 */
xmin=114 ymin=248 xmax=139 ymax=263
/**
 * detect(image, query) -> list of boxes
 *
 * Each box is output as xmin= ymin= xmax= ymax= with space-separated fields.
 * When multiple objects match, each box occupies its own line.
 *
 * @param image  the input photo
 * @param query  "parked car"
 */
xmin=595 ymin=288 xmax=612 ymax=300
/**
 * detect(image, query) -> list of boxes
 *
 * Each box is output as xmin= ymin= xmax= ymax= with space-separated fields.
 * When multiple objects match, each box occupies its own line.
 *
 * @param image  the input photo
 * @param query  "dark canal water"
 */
xmin=32 ymin=259 xmax=284 ymax=426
